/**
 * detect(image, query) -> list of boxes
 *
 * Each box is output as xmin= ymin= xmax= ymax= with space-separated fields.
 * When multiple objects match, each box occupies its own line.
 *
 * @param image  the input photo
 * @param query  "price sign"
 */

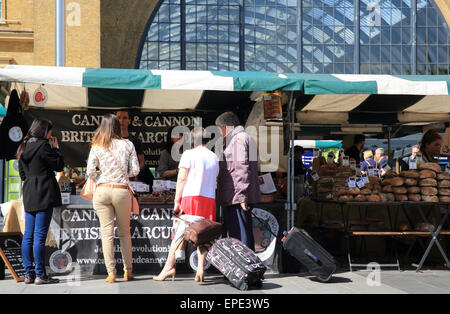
xmin=61 ymin=193 xmax=71 ymax=205
xmin=362 ymin=173 xmax=370 ymax=184
xmin=347 ymin=177 xmax=356 ymax=188
xmin=356 ymin=176 xmax=365 ymax=189
xmin=409 ymin=159 xmax=417 ymax=170
xmin=368 ymin=166 xmax=375 ymax=177
xmin=343 ymin=156 xmax=349 ymax=167
xmin=311 ymin=171 xmax=320 ymax=182
xmin=382 ymin=163 xmax=391 ymax=172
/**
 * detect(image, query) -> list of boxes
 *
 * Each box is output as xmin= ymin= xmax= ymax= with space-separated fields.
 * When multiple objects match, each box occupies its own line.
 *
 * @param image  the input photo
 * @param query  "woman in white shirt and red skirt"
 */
xmin=153 ymin=127 xmax=219 ymax=283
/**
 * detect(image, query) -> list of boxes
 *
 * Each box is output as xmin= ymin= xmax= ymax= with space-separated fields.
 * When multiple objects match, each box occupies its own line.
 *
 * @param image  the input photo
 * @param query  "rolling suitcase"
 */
xmin=206 ymin=237 xmax=266 ymax=291
xmin=282 ymin=227 xmax=336 ymax=282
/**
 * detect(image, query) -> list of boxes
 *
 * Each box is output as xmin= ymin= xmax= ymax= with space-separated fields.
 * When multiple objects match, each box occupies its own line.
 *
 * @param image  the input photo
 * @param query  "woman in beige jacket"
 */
xmin=87 ymin=114 xmax=140 ymax=283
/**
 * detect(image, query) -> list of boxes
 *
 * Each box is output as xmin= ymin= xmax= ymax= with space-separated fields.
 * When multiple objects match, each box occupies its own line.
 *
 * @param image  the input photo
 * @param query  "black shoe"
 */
xmin=35 ymin=276 xmax=60 ymax=285
xmin=24 ymin=276 xmax=35 ymax=284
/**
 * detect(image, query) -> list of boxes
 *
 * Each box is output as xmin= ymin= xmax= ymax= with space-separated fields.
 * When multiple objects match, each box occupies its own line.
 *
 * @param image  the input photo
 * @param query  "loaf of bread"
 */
xmin=361 ymin=188 xmax=372 ymax=195
xmin=438 ymin=180 xmax=450 ymax=188
xmin=373 ymin=184 xmax=382 ymax=193
xmin=439 ymin=188 xmax=450 ymax=196
xmin=421 ymin=187 xmax=438 ymax=196
xmin=367 ymin=194 xmax=381 ymax=202
xmin=382 ymin=185 xmax=393 ymax=193
xmin=392 ymin=186 xmax=407 ymax=194
xmin=439 ymin=196 xmax=450 ymax=203
xmin=408 ymin=194 xmax=422 ymax=202
xmin=407 ymin=186 xmax=421 ymax=194
xmin=401 ymin=170 xmax=420 ymax=178
xmin=418 ymin=162 xmax=441 ymax=173
xmin=419 ymin=178 xmax=437 ymax=187
xmin=404 ymin=178 xmax=418 ymax=186
xmin=384 ymin=170 xmax=397 ymax=178
xmin=419 ymin=170 xmax=437 ymax=179
xmin=336 ymin=189 xmax=348 ymax=196
xmin=348 ymin=187 xmax=361 ymax=195
xmin=381 ymin=179 xmax=392 ymax=186
xmin=437 ymin=172 xmax=450 ymax=181
xmin=421 ymin=195 xmax=439 ymax=202
xmin=380 ymin=193 xmax=395 ymax=202
xmin=339 ymin=195 xmax=353 ymax=202
xmin=395 ymin=194 xmax=408 ymax=201
xmin=312 ymin=157 xmax=321 ymax=172
xmin=390 ymin=177 xmax=405 ymax=186
xmin=369 ymin=176 xmax=380 ymax=184
xmin=354 ymin=195 xmax=367 ymax=202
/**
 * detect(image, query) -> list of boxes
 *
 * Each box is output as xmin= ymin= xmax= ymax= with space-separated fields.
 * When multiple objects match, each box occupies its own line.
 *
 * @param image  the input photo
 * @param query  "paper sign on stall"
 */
xmin=259 ymin=173 xmax=277 ymax=194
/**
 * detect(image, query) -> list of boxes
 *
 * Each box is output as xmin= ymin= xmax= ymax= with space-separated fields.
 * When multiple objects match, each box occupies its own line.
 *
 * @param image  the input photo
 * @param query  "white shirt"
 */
xmin=87 ymin=139 xmax=140 ymax=185
xmin=178 ymin=146 xmax=219 ymax=199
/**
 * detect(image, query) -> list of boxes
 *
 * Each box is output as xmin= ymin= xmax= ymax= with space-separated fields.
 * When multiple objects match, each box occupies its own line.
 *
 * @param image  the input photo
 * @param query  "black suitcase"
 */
xmin=282 ymin=227 xmax=336 ymax=282
xmin=206 ymin=237 xmax=266 ymax=291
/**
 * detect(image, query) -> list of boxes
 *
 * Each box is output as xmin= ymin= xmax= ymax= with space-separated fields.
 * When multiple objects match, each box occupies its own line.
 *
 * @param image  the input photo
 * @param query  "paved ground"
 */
xmin=1 ymin=268 xmax=450 ymax=294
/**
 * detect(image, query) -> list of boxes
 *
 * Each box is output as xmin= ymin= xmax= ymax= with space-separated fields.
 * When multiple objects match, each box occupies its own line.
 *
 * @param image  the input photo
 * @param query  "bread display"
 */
xmin=419 ymin=169 xmax=437 ymax=179
xmin=338 ymin=195 xmax=353 ymax=202
xmin=418 ymin=162 xmax=441 ymax=173
xmin=440 ymin=196 xmax=450 ymax=202
xmin=139 ymin=190 xmax=175 ymax=204
xmin=381 ymin=178 xmax=392 ymax=186
xmin=419 ymin=178 xmax=437 ymax=187
xmin=354 ymin=195 xmax=367 ymax=202
xmin=384 ymin=170 xmax=397 ymax=178
xmin=382 ymin=185 xmax=393 ymax=193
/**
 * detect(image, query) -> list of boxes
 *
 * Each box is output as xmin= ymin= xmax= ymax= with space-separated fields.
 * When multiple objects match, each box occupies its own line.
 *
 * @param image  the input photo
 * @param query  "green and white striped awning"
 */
xmin=0 ymin=65 xmax=449 ymax=125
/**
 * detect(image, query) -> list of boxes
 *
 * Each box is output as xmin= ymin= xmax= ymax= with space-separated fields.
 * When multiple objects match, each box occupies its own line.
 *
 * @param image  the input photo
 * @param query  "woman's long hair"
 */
xmin=16 ymin=118 xmax=53 ymax=160
xmin=91 ymin=114 xmax=122 ymax=149
xmin=420 ymin=129 xmax=442 ymax=155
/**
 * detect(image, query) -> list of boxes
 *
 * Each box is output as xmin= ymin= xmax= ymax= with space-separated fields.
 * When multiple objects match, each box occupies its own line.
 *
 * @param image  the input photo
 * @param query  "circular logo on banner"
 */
xmin=8 ymin=126 xmax=23 ymax=142
xmin=49 ymin=250 xmax=73 ymax=274
xmin=189 ymin=250 xmax=211 ymax=272
xmin=33 ymin=87 xmax=48 ymax=106
xmin=4 ymin=239 xmax=20 ymax=248
xmin=252 ymin=208 xmax=279 ymax=262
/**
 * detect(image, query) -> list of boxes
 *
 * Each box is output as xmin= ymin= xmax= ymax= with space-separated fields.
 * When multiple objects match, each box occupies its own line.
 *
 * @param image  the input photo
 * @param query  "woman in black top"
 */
xmin=17 ymin=118 xmax=65 ymax=285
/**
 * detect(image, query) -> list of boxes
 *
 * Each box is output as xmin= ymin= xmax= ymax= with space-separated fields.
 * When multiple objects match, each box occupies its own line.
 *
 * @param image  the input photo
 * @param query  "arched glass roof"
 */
xmin=137 ymin=0 xmax=450 ymax=74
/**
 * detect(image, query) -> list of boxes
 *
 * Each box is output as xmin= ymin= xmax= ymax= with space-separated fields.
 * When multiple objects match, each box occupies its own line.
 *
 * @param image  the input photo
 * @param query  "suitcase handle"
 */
xmin=304 ymin=248 xmax=322 ymax=266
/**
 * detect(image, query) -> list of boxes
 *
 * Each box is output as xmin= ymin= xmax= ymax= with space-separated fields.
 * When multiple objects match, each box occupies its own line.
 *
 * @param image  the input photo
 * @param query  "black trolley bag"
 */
xmin=250 ymin=211 xmax=336 ymax=282
xmin=206 ymin=237 xmax=267 ymax=291
xmin=282 ymin=227 xmax=336 ymax=282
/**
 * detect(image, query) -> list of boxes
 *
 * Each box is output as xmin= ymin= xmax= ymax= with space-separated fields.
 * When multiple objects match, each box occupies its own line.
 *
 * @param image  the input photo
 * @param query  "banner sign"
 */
xmin=24 ymin=109 xmax=218 ymax=168
xmin=50 ymin=204 xmax=195 ymax=274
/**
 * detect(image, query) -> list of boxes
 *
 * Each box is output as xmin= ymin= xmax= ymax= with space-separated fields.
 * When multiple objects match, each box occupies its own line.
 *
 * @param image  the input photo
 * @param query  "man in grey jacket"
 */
xmin=216 ymin=112 xmax=261 ymax=251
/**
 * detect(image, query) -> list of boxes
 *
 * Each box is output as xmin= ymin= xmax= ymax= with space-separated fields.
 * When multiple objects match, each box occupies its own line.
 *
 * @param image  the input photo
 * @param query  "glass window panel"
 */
xmin=427 ymin=27 xmax=437 ymax=45
xmin=438 ymin=46 xmax=449 ymax=63
xmin=197 ymin=24 xmax=207 ymax=42
xmin=186 ymin=62 xmax=197 ymax=70
xmin=245 ymin=27 xmax=255 ymax=43
xmin=147 ymin=23 xmax=159 ymax=41
xmin=185 ymin=24 xmax=196 ymax=42
xmin=158 ymin=5 xmax=170 ymax=22
xmin=196 ymin=5 xmax=207 ymax=23
xmin=417 ymin=46 xmax=427 ymax=64
xmin=197 ymin=44 xmax=207 ymax=61
xmin=230 ymin=25 xmax=240 ymax=43
xmin=402 ymin=27 xmax=411 ymax=45
xmin=169 ymin=24 xmax=181 ymax=41
xmin=219 ymin=6 xmax=229 ymax=23
xmin=159 ymin=23 xmax=170 ymax=41
xmin=159 ymin=43 xmax=171 ymax=60
xmin=208 ymin=62 xmax=219 ymax=71
xmin=229 ymin=44 xmax=240 ymax=62
xmin=207 ymin=44 xmax=218 ymax=61
xmin=245 ymin=46 xmax=256 ymax=62
xmin=186 ymin=5 xmax=196 ymax=23
xmin=218 ymin=25 xmax=229 ymax=42
xmin=229 ymin=62 xmax=240 ymax=71
xmin=219 ymin=44 xmax=229 ymax=61
xmin=159 ymin=61 xmax=170 ymax=69
xmin=186 ymin=43 xmax=197 ymax=60
xmin=170 ymin=5 xmax=181 ymax=23
xmin=390 ymin=45 xmax=401 ymax=64
xmin=391 ymin=63 xmax=402 ymax=74
xmin=345 ymin=62 xmax=354 ymax=73
xmin=417 ymin=27 xmax=426 ymax=45
xmin=229 ymin=6 xmax=240 ymax=23
xmin=170 ymin=61 xmax=181 ymax=69
xmin=208 ymin=25 xmax=218 ymax=41
xmin=208 ymin=6 xmax=218 ymax=23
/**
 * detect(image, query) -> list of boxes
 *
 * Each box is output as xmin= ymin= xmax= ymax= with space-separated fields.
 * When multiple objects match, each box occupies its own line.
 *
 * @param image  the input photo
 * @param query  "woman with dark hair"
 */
xmin=153 ymin=128 xmax=219 ymax=283
xmin=157 ymin=126 xmax=183 ymax=181
xmin=420 ymin=129 xmax=442 ymax=163
xmin=17 ymin=117 xmax=65 ymax=285
xmin=86 ymin=114 xmax=140 ymax=283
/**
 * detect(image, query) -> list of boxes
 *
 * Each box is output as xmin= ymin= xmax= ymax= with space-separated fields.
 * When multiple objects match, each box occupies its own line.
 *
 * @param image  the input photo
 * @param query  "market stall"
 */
xmin=0 ymin=65 xmax=296 ymax=275
xmin=1 ymin=66 xmax=450 ymax=274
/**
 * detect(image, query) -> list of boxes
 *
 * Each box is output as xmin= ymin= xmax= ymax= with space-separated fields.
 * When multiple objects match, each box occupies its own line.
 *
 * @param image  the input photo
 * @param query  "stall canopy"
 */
xmin=0 ymin=65 xmax=449 ymax=115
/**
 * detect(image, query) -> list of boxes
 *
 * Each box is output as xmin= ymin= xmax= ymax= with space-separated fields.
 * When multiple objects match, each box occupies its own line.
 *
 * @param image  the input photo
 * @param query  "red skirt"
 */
xmin=180 ymin=196 xmax=216 ymax=221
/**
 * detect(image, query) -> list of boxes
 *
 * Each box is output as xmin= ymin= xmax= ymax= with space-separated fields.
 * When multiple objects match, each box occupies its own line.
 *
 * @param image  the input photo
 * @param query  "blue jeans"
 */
xmin=21 ymin=208 xmax=53 ymax=278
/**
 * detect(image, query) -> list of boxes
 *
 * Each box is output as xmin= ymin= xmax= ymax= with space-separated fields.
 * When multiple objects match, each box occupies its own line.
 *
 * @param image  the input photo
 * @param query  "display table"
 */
xmin=297 ymin=199 xmax=450 ymax=271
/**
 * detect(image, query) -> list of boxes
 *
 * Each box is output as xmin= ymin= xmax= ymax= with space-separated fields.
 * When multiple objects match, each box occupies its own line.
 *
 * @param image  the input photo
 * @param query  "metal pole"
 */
xmin=286 ymin=93 xmax=292 ymax=232
xmin=55 ymin=0 xmax=65 ymax=67
xmin=290 ymin=95 xmax=297 ymax=230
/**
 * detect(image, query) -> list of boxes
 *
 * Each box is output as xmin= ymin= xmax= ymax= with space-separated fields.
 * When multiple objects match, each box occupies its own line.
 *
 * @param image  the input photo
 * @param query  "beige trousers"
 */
xmin=93 ymin=185 xmax=132 ymax=275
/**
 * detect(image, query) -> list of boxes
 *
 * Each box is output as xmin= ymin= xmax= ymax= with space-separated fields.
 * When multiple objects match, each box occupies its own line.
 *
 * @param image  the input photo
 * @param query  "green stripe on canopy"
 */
xmin=82 ymin=68 xmax=161 ymax=89
xmin=211 ymin=71 xmax=304 ymax=91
